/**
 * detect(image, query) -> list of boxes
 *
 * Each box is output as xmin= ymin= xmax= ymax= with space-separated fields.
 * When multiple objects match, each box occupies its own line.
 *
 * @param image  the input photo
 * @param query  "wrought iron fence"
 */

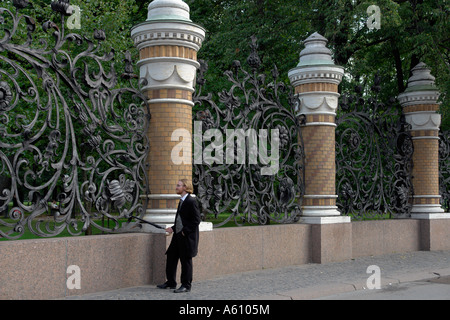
xmin=439 ymin=130 xmax=450 ymax=212
xmin=1 ymin=2 xmax=446 ymax=239
xmin=335 ymin=77 xmax=414 ymax=220
xmin=0 ymin=1 xmax=149 ymax=239
xmin=193 ymin=37 xmax=305 ymax=227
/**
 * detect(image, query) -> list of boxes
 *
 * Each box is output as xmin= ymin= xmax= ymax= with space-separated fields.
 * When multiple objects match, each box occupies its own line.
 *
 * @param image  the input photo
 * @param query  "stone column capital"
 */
xmin=399 ymin=63 xmax=441 ymax=133
xmin=398 ymin=62 xmax=440 ymax=108
xmin=288 ymin=32 xmax=344 ymax=120
xmin=131 ymin=0 xmax=205 ymax=100
xmin=288 ymin=33 xmax=344 ymax=86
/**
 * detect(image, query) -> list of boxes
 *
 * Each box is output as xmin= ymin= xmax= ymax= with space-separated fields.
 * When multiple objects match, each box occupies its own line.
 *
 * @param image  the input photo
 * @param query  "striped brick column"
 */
xmin=131 ymin=0 xmax=205 ymax=226
xmin=398 ymin=63 xmax=448 ymax=219
xmin=289 ymin=32 xmax=350 ymax=224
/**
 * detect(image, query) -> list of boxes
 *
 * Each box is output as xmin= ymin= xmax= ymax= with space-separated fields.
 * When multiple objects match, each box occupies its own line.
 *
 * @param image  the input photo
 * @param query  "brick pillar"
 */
xmin=398 ymin=63 xmax=448 ymax=220
xmin=288 ymin=32 xmax=350 ymax=225
xmin=131 ymin=0 xmax=205 ymax=226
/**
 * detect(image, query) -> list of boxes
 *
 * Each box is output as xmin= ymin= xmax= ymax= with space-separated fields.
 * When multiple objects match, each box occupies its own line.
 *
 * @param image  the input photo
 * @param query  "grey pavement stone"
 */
xmin=64 ymin=250 xmax=450 ymax=300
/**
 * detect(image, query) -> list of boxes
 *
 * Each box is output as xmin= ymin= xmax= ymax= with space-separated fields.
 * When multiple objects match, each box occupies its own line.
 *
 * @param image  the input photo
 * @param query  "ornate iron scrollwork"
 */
xmin=439 ymin=130 xmax=450 ymax=212
xmin=0 ymin=1 xmax=149 ymax=239
xmin=193 ymin=36 xmax=305 ymax=227
xmin=336 ymin=77 xmax=414 ymax=219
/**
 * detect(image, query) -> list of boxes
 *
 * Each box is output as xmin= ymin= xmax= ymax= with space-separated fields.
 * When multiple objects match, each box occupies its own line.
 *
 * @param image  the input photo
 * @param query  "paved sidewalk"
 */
xmin=65 ymin=250 xmax=450 ymax=300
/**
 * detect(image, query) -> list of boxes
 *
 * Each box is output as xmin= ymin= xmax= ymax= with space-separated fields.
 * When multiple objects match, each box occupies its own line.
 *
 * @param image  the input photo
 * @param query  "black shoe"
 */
xmin=157 ymin=282 xmax=176 ymax=289
xmin=174 ymin=286 xmax=191 ymax=293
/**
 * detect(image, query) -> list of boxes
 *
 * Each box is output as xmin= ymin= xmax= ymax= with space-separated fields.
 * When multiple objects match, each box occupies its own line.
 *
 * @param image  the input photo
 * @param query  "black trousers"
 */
xmin=166 ymin=232 xmax=193 ymax=289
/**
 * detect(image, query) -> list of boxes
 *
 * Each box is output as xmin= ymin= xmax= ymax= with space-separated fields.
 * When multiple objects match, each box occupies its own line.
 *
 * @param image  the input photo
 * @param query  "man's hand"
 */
xmin=166 ymin=227 xmax=173 ymax=234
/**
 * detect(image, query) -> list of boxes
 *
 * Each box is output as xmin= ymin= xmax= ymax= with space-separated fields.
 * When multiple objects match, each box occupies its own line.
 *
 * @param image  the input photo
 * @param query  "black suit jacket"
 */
xmin=167 ymin=193 xmax=201 ymax=258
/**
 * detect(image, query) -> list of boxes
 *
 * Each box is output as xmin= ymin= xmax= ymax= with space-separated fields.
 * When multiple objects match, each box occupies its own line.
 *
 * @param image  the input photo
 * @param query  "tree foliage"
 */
xmin=2 ymin=0 xmax=448 ymax=127
xmin=186 ymin=0 xmax=449 ymax=129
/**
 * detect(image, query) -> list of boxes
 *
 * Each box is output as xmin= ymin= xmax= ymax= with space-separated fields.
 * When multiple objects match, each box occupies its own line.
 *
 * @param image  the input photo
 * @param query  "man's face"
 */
xmin=176 ymin=181 xmax=186 ymax=195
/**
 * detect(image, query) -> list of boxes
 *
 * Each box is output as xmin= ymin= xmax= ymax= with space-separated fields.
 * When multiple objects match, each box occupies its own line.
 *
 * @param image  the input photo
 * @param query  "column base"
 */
xmin=143 ymin=193 xmax=213 ymax=232
xmin=302 ymin=216 xmax=351 ymax=225
xmin=301 ymin=205 xmax=350 ymax=224
xmin=411 ymin=204 xmax=448 ymax=220
xmin=144 ymin=193 xmax=180 ymax=225
xmin=120 ymin=222 xmax=167 ymax=234
xmin=412 ymin=213 xmax=450 ymax=220
xmin=143 ymin=221 xmax=214 ymax=232
xmin=301 ymin=205 xmax=341 ymax=216
xmin=125 ymin=221 xmax=213 ymax=234
xmin=144 ymin=209 xmax=177 ymax=225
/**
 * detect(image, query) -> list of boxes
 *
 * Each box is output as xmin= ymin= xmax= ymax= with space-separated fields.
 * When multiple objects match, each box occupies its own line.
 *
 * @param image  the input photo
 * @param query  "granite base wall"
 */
xmin=0 ymin=234 xmax=154 ymax=299
xmin=0 ymin=219 xmax=449 ymax=299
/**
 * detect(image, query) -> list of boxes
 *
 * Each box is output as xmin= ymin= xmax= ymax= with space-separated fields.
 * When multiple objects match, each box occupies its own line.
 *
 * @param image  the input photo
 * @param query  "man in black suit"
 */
xmin=157 ymin=179 xmax=201 ymax=293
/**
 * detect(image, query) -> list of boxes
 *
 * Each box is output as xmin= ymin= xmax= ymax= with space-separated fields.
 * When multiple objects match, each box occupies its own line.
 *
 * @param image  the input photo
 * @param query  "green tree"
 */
xmin=188 ymin=0 xmax=311 ymax=86
xmin=187 ymin=0 xmax=449 ymax=129
xmin=12 ymin=0 xmax=447 ymax=128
